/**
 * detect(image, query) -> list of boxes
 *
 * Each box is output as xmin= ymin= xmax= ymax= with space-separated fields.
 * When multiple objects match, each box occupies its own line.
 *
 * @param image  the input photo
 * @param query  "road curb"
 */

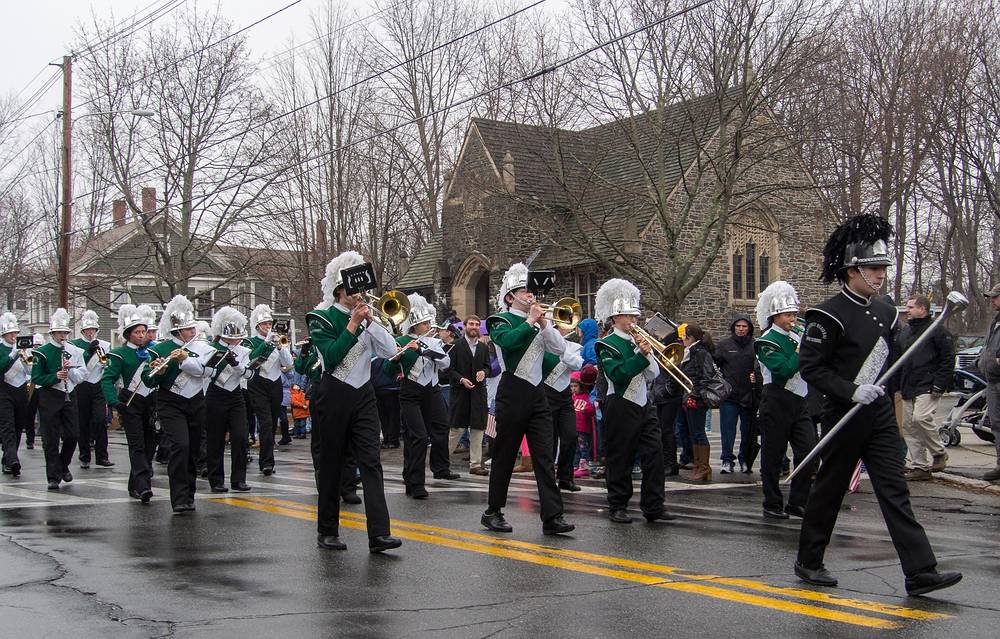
xmin=934 ymin=471 xmax=1000 ymax=494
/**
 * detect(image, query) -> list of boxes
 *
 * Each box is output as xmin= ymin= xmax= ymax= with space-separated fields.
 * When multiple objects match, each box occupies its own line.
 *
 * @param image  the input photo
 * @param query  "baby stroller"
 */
xmin=938 ymin=369 xmax=996 ymax=447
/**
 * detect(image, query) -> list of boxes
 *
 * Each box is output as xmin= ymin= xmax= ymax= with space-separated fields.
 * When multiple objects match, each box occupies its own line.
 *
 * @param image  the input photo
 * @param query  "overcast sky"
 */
xmin=3 ymin=0 xmax=374 ymax=112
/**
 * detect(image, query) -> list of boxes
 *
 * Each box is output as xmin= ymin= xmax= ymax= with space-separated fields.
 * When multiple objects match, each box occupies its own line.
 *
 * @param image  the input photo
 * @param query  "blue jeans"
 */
xmin=678 ymin=404 xmax=709 ymax=452
xmin=719 ymin=401 xmax=752 ymax=464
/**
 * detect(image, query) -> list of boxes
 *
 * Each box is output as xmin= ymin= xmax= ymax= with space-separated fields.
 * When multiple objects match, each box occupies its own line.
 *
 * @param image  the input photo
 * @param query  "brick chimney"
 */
xmin=141 ymin=187 xmax=157 ymax=217
xmin=112 ymin=199 xmax=127 ymax=227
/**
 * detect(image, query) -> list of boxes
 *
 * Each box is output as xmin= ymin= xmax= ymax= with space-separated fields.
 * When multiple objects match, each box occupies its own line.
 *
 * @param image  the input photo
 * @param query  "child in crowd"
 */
xmin=572 ymin=365 xmax=599 ymax=477
xmin=290 ymin=384 xmax=310 ymax=439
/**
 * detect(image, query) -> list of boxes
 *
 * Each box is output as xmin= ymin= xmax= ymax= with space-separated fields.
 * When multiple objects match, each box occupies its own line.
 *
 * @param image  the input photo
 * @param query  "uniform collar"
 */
xmin=612 ymin=327 xmax=634 ymax=343
xmin=171 ymin=336 xmax=185 ymax=346
xmin=333 ymin=302 xmax=351 ymax=315
xmin=771 ymin=325 xmax=791 ymax=337
xmin=127 ymin=342 xmax=139 ymax=350
xmin=48 ymin=337 xmax=63 ymax=347
xmin=2 ymin=336 xmax=13 ymax=346
xmin=841 ymin=285 xmax=872 ymax=307
xmin=509 ymin=308 xmax=527 ymax=318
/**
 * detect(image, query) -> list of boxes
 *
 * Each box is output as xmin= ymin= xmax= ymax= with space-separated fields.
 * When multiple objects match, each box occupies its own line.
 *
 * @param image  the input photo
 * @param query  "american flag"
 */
xmin=848 ymin=460 xmax=865 ymax=493
xmin=485 ymin=411 xmax=497 ymax=439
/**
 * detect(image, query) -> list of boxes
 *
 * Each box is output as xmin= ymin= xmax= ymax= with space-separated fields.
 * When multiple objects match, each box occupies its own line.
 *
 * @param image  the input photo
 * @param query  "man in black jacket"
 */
xmin=448 ymin=316 xmax=491 ymax=475
xmin=978 ymin=284 xmax=1000 ymax=481
xmin=714 ymin=315 xmax=756 ymax=474
xmin=898 ymin=295 xmax=954 ymax=480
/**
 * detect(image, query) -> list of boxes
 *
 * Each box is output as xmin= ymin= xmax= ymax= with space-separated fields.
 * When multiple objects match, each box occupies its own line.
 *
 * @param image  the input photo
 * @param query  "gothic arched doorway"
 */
xmin=452 ymin=253 xmax=491 ymax=320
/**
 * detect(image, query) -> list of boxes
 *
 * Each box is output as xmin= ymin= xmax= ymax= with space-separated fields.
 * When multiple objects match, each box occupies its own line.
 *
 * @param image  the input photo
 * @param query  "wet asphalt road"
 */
xmin=1 ymin=431 xmax=999 ymax=638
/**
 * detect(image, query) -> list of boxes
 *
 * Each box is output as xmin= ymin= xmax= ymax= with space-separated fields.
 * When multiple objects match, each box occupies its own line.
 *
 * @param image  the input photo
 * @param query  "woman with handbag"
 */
xmin=677 ymin=325 xmax=716 ymax=482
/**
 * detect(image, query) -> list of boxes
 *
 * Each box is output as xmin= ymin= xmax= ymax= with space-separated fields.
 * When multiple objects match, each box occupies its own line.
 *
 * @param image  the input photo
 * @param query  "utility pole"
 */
xmin=57 ymin=55 xmax=72 ymax=310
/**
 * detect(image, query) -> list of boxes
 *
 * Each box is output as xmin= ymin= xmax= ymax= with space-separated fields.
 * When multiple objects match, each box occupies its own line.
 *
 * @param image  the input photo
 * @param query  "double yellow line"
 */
xmin=214 ymin=495 xmax=949 ymax=630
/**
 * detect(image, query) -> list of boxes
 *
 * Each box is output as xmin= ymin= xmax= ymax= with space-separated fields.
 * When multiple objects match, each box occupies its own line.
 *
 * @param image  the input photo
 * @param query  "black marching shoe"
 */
xmin=139 ymin=490 xmax=153 ymax=504
xmin=341 ymin=492 xmax=362 ymax=505
xmin=261 ymin=467 xmax=274 ymax=476
xmin=317 ymin=534 xmax=347 ymax=550
xmin=434 ymin=471 xmax=460 ymax=480
xmin=62 ymin=470 xmax=73 ymax=483
xmin=231 ymin=482 xmax=252 ymax=492
xmin=172 ymin=503 xmax=196 ymax=514
xmin=794 ymin=561 xmax=838 ymax=587
xmin=409 ymin=488 xmax=429 ymax=500
xmin=210 ymin=485 xmax=229 ymax=494
xmin=784 ymin=504 xmax=806 ymax=518
xmin=543 ymin=515 xmax=575 ymax=535
xmin=95 ymin=459 xmax=115 ymax=467
xmin=79 ymin=461 xmax=90 ymax=469
xmin=558 ymin=480 xmax=582 ymax=492
xmin=10 ymin=461 xmax=19 ymax=477
xmin=763 ymin=507 xmax=789 ymax=520
xmin=609 ymin=509 xmax=633 ymax=524
xmin=47 ymin=480 xmax=60 ymax=490
xmin=369 ymin=535 xmax=402 ymax=553
xmin=129 ymin=489 xmax=142 ymax=500
xmin=905 ymin=570 xmax=963 ymax=596
xmin=481 ymin=509 xmax=513 ymax=533
xmin=644 ymin=509 xmax=677 ymax=522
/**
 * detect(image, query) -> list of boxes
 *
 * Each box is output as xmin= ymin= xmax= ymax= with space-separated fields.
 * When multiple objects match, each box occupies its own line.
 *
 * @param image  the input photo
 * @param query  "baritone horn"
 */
xmin=630 ymin=325 xmax=693 ymax=393
xmin=536 ymin=297 xmax=583 ymax=331
xmin=363 ymin=290 xmax=411 ymax=331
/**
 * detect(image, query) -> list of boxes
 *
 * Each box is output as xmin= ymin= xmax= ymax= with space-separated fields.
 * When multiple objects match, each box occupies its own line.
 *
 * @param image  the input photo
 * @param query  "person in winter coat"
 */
xmin=714 ymin=315 xmax=757 ymax=474
xmin=676 ymin=324 xmax=715 ymax=482
xmin=579 ymin=318 xmax=600 ymax=366
xmin=898 ymin=295 xmax=954 ymax=480
xmin=980 ymin=283 xmax=1000 ymax=482
xmin=290 ymin=384 xmax=310 ymax=438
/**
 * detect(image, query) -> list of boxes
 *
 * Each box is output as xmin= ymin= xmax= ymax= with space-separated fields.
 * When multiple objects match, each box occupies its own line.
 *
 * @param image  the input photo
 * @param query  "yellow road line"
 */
xmin=214 ymin=496 xmax=915 ymax=629
xmin=240 ymin=496 xmax=946 ymax=622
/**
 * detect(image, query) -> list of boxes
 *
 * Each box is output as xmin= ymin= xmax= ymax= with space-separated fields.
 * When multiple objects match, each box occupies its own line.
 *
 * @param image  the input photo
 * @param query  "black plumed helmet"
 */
xmin=820 ymin=214 xmax=893 ymax=283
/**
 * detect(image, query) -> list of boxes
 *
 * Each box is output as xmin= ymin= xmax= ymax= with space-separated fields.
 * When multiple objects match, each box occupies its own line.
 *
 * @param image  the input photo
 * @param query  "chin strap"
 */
xmin=858 ymin=268 xmax=883 ymax=295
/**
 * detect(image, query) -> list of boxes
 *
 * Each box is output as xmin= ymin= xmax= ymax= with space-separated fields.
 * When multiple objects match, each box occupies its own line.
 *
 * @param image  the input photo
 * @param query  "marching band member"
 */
xmin=481 ymin=262 xmax=574 ymax=536
xmin=137 ymin=305 xmax=166 ymax=466
xmin=753 ymin=281 xmax=816 ymax=520
xmin=795 ymin=214 xmax=961 ymax=595
xmin=244 ymin=304 xmax=292 ymax=476
xmin=385 ymin=293 xmax=451 ymax=499
xmin=595 ymin=279 xmax=673 ymax=523
xmin=70 ymin=309 xmax=113 ymax=468
xmin=0 ymin=313 xmax=30 ymax=477
xmin=542 ymin=326 xmax=584 ymax=492
xmin=101 ymin=305 xmax=156 ymax=503
xmin=205 ymin=307 xmax=253 ymax=493
xmin=31 ymin=308 xmax=86 ymax=490
xmin=307 ymin=251 xmax=401 ymax=553
xmin=142 ymin=295 xmax=209 ymax=513
xmin=193 ymin=320 xmax=214 ymax=478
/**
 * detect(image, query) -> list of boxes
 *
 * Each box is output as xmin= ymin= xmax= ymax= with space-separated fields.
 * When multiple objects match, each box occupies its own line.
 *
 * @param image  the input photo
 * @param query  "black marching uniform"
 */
xmin=205 ymin=340 xmax=253 ymax=491
xmin=542 ymin=344 xmax=583 ymax=486
xmin=70 ymin=335 xmax=112 ymax=466
xmin=101 ymin=340 xmax=156 ymax=499
xmin=31 ymin=338 xmax=86 ymax=486
xmin=0 ymin=336 xmax=30 ymax=476
xmin=797 ymin=286 xmax=937 ymax=577
xmin=244 ymin=330 xmax=293 ymax=474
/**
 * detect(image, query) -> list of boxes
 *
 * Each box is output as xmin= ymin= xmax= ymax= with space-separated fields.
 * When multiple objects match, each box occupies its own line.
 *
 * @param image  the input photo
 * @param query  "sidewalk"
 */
xmin=931 ymin=432 xmax=1000 ymax=494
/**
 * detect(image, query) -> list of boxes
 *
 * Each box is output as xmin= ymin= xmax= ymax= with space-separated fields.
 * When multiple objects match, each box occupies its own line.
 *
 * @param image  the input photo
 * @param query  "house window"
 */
xmin=14 ymin=298 xmax=26 ymax=311
xmin=575 ymin=272 xmax=599 ymax=318
xmin=238 ymin=283 xmax=252 ymax=312
xmin=273 ymin=286 xmax=290 ymax=314
xmin=194 ymin=290 xmax=212 ymax=319
xmin=729 ymin=212 xmax=778 ymax=305
xmin=110 ymin=289 xmax=128 ymax=312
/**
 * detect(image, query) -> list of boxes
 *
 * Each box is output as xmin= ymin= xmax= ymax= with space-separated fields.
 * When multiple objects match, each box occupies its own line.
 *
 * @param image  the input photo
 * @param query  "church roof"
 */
xmin=396 ymin=229 xmax=443 ymax=290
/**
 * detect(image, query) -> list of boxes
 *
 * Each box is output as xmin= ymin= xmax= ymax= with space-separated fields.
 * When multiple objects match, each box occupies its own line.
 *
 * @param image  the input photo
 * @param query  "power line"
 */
xmin=72 ymin=0 xmax=719 ymax=236
xmin=75 ymin=0 xmax=308 ymax=114
xmin=70 ymin=0 xmax=548 ymax=204
xmin=74 ymin=0 xmax=188 ymax=62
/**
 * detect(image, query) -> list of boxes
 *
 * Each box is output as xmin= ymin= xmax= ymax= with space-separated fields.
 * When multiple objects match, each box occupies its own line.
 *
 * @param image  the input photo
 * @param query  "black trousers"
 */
xmin=759 ymin=386 xmax=817 ymax=511
xmin=399 ymin=379 xmax=449 ymax=490
xmin=1 ymin=384 xmax=27 ymax=469
xmin=157 ymin=390 xmax=204 ymax=508
xmin=655 ymin=399 xmax=680 ymax=468
xmin=307 ymin=382 xmax=359 ymax=496
xmin=21 ymin=388 xmax=38 ymax=447
xmin=116 ymin=392 xmax=155 ymax=494
xmin=546 ymin=385 xmax=576 ymax=483
xmin=37 ymin=387 xmax=78 ymax=482
xmin=797 ymin=398 xmax=937 ymax=577
xmin=76 ymin=381 xmax=109 ymax=463
xmin=248 ymin=376 xmax=281 ymax=471
xmin=604 ymin=395 xmax=666 ymax=515
xmin=205 ymin=385 xmax=248 ymax=488
xmin=315 ymin=376 xmax=390 ymax=538
xmin=376 ymin=388 xmax=401 ymax=445
xmin=278 ymin=404 xmax=290 ymax=440
xmin=488 ymin=373 xmax=563 ymax=522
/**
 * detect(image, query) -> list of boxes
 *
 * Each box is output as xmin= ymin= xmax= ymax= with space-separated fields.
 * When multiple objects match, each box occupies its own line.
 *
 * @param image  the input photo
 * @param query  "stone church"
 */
xmin=398 ymin=92 xmax=831 ymax=333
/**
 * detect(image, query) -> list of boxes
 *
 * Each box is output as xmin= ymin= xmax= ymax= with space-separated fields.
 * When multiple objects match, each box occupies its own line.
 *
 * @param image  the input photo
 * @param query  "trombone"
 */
xmin=362 ymin=290 xmax=410 ymax=332
xmin=535 ymin=297 xmax=583 ymax=331
xmin=630 ymin=324 xmax=693 ymax=393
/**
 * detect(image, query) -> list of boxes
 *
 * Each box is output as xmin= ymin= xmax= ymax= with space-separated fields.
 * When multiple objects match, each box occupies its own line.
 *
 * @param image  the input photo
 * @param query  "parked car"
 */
xmin=954 ymin=335 xmax=985 ymax=371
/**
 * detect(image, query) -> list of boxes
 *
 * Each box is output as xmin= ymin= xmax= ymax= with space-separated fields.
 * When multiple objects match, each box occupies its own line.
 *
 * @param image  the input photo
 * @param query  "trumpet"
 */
xmin=630 ymin=324 xmax=693 ymax=393
xmin=19 ymin=349 xmax=33 ymax=365
xmin=294 ymin=338 xmax=311 ymax=348
xmin=535 ymin=297 xmax=583 ymax=331
xmin=148 ymin=337 xmax=198 ymax=376
xmin=92 ymin=340 xmax=109 ymax=366
xmin=269 ymin=333 xmax=289 ymax=348
xmin=362 ymin=290 xmax=411 ymax=332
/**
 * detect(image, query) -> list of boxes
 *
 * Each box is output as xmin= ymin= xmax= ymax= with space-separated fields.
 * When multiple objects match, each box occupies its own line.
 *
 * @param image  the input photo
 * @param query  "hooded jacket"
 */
xmin=579 ymin=319 xmax=599 ymax=366
xmin=977 ymin=311 xmax=1000 ymax=383
xmin=896 ymin=315 xmax=954 ymax=398
xmin=713 ymin=315 xmax=756 ymax=407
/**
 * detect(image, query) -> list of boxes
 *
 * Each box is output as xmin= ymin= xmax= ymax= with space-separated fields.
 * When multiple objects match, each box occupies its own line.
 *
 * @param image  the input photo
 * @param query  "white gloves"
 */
xmin=852 ymin=384 xmax=885 ymax=405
